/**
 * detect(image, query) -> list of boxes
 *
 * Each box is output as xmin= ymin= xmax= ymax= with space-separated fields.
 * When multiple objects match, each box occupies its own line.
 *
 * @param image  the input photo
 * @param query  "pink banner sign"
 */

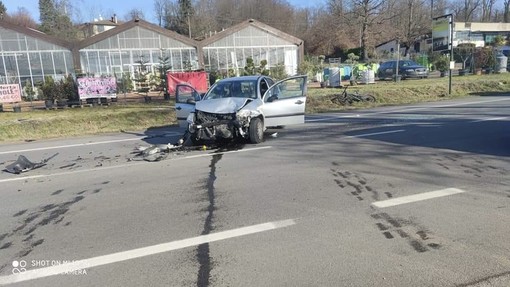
xmin=77 ymin=77 xmax=117 ymax=99
xmin=0 ymin=84 xmax=22 ymax=103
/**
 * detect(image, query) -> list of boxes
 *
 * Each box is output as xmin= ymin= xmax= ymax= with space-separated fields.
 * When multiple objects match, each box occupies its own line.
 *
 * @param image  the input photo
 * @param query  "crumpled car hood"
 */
xmin=196 ymin=98 xmax=251 ymax=114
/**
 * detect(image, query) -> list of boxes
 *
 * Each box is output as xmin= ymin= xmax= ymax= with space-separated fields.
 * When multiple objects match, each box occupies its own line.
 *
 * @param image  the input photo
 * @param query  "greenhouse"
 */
xmin=201 ymin=19 xmax=304 ymax=77
xmin=76 ymin=20 xmax=200 ymax=82
xmin=0 ymin=18 xmax=303 ymax=99
xmin=0 ymin=21 xmax=74 ymax=90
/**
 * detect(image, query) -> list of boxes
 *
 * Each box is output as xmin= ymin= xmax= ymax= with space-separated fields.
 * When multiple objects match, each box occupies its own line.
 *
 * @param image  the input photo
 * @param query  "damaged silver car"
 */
xmin=175 ymin=75 xmax=307 ymax=144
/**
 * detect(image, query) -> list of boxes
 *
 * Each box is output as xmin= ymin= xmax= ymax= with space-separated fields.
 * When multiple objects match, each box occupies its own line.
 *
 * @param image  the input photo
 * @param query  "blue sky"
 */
xmin=2 ymin=0 xmax=325 ymax=24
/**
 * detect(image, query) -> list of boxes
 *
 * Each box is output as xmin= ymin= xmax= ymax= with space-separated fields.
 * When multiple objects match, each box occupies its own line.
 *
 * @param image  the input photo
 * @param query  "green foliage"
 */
xmin=134 ymin=58 xmax=150 ymax=92
xmin=493 ymin=35 xmax=507 ymax=47
xmin=0 ymin=1 xmax=6 ymax=17
xmin=40 ymin=76 xmax=56 ymax=101
xmin=269 ymin=64 xmax=288 ymax=81
xmin=39 ymin=75 xmax=79 ymax=101
xmin=61 ymin=75 xmax=78 ymax=101
xmin=345 ymin=53 xmax=360 ymax=64
xmin=38 ymin=0 xmax=77 ymax=40
xmin=259 ymin=59 xmax=269 ymax=76
xmin=298 ymin=56 xmax=324 ymax=77
xmin=117 ymin=72 xmax=134 ymax=93
xmin=158 ymin=55 xmax=171 ymax=94
xmin=244 ymin=57 xmax=271 ymax=76
xmin=454 ymin=43 xmax=476 ymax=69
xmin=23 ymin=80 xmax=36 ymax=102
xmin=434 ymin=55 xmax=449 ymax=72
xmin=244 ymin=57 xmax=255 ymax=75
xmin=174 ymin=0 xmax=194 ymax=36
xmin=474 ymin=47 xmax=495 ymax=69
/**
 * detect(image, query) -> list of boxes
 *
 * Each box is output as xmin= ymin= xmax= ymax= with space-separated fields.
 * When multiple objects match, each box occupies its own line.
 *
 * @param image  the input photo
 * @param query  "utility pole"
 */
xmin=431 ymin=0 xmax=434 ymax=18
xmin=187 ymin=13 xmax=191 ymax=38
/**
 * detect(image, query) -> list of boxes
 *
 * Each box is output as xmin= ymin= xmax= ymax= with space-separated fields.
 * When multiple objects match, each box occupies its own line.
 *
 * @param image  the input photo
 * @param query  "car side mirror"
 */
xmin=186 ymin=98 xmax=196 ymax=104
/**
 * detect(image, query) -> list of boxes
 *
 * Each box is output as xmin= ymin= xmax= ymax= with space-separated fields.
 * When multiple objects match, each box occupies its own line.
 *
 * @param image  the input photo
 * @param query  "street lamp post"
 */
xmin=395 ymin=38 xmax=400 ymax=82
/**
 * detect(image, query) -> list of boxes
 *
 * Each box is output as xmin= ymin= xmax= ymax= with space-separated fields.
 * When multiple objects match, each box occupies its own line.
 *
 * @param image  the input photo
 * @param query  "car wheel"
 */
xmin=249 ymin=117 xmax=264 ymax=144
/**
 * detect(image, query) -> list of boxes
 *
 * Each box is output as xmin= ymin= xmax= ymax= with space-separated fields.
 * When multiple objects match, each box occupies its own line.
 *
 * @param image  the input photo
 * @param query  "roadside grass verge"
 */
xmin=0 ymin=74 xmax=508 ymax=143
xmin=306 ymin=74 xmax=510 ymax=113
xmin=0 ymin=104 xmax=175 ymax=143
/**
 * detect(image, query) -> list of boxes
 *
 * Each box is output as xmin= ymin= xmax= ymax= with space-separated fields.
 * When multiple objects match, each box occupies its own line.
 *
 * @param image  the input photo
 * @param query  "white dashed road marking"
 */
xmin=0 ymin=219 xmax=296 ymax=285
xmin=346 ymin=129 xmax=405 ymax=138
xmin=372 ymin=188 xmax=466 ymax=208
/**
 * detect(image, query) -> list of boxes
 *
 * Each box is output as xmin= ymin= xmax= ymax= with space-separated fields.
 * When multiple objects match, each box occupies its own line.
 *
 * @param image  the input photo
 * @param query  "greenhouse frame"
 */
xmin=0 ymin=18 xmax=303 ymax=97
xmin=0 ymin=21 xmax=74 ymax=90
xmin=200 ymin=19 xmax=304 ymax=76
xmin=75 ymin=19 xmax=201 ymax=81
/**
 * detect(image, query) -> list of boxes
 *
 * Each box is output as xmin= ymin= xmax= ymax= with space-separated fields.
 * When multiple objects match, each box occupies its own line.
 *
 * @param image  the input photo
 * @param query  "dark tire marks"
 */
xmin=330 ymin=164 xmax=391 ymax=201
xmin=13 ymin=209 xmax=28 ymax=217
xmin=434 ymin=153 xmax=509 ymax=180
xmin=196 ymin=153 xmax=223 ymax=287
xmin=1 ymin=192 xmax=89 ymax=262
xmin=371 ymin=212 xmax=440 ymax=253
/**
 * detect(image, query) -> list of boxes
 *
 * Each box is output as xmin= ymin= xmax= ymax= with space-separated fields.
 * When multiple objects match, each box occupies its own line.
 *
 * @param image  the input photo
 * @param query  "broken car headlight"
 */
xmin=187 ymin=113 xmax=195 ymax=124
xmin=236 ymin=110 xmax=253 ymax=119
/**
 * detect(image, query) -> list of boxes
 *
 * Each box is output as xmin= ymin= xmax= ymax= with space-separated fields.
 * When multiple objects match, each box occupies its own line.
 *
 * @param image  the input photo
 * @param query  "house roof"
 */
xmin=200 ymin=19 xmax=303 ymax=47
xmin=75 ymin=18 xmax=199 ymax=50
xmin=0 ymin=20 xmax=73 ymax=50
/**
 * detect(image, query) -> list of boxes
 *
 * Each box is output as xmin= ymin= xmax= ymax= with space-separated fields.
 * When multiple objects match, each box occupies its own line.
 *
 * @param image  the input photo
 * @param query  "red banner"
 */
xmin=0 ymin=84 xmax=22 ymax=103
xmin=167 ymin=72 xmax=208 ymax=95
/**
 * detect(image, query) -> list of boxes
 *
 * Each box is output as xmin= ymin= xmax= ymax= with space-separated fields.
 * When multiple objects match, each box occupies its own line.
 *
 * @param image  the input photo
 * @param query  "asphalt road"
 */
xmin=0 ymin=95 xmax=509 ymax=287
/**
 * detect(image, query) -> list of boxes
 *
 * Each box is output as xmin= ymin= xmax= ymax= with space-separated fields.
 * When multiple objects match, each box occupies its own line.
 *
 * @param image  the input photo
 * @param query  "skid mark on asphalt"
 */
xmin=330 ymin=162 xmax=392 ymax=201
xmin=370 ymin=212 xmax=441 ymax=253
xmin=0 ymin=182 xmax=107 ymax=274
xmin=196 ymin=153 xmax=223 ymax=287
xmin=433 ymin=153 xmax=509 ymax=179
xmin=330 ymin=162 xmax=440 ymax=253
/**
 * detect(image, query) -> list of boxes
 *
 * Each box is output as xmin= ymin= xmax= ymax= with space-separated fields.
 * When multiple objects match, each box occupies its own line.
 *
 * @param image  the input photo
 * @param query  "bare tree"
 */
xmin=504 ymin=0 xmax=510 ymax=22
xmin=124 ymin=8 xmax=145 ymax=21
xmin=5 ymin=7 xmax=38 ymax=28
xmin=349 ymin=0 xmax=394 ymax=60
xmin=481 ymin=0 xmax=496 ymax=21
xmin=154 ymin=0 xmax=167 ymax=27
xmin=394 ymin=0 xmax=431 ymax=56
xmin=452 ymin=0 xmax=482 ymax=21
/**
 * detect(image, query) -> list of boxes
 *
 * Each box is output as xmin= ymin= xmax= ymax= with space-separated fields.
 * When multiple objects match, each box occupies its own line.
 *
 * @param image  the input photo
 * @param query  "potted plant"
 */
xmin=13 ymin=103 xmax=21 ymax=113
xmin=454 ymin=43 xmax=475 ymax=76
xmin=473 ymin=47 xmax=492 ymax=75
xmin=60 ymin=74 xmax=78 ymax=106
xmin=40 ymin=76 xmax=56 ymax=108
xmin=434 ymin=55 xmax=449 ymax=77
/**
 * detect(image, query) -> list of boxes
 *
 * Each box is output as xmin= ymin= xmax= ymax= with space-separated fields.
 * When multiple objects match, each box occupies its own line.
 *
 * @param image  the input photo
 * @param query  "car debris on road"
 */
xmin=3 ymin=153 xmax=59 ymax=174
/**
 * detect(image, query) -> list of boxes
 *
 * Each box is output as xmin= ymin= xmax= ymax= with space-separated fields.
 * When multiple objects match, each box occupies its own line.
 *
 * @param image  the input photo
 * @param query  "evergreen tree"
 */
xmin=0 ymin=1 xmax=6 ymax=19
xmin=177 ymin=0 xmax=194 ymax=37
xmin=38 ymin=0 xmax=77 ymax=40
xmin=39 ymin=0 xmax=58 ymax=33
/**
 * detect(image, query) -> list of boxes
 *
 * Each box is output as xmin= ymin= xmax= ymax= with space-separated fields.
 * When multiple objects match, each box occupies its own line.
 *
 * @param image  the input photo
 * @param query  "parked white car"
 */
xmin=175 ymin=75 xmax=307 ymax=144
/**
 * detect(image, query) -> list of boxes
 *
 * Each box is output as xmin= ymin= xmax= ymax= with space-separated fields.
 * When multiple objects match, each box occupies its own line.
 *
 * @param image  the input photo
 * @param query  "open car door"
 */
xmin=260 ymin=75 xmax=307 ymax=127
xmin=175 ymin=84 xmax=201 ymax=128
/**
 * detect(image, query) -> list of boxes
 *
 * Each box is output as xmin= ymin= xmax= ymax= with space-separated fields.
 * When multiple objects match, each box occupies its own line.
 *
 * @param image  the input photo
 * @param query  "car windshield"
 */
xmin=204 ymin=80 xmax=258 ymax=100
xmin=400 ymin=60 xmax=420 ymax=67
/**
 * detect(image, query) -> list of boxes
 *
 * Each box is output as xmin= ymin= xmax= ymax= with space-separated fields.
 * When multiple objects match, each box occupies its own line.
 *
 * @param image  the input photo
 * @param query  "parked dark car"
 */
xmin=377 ymin=60 xmax=428 ymax=80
